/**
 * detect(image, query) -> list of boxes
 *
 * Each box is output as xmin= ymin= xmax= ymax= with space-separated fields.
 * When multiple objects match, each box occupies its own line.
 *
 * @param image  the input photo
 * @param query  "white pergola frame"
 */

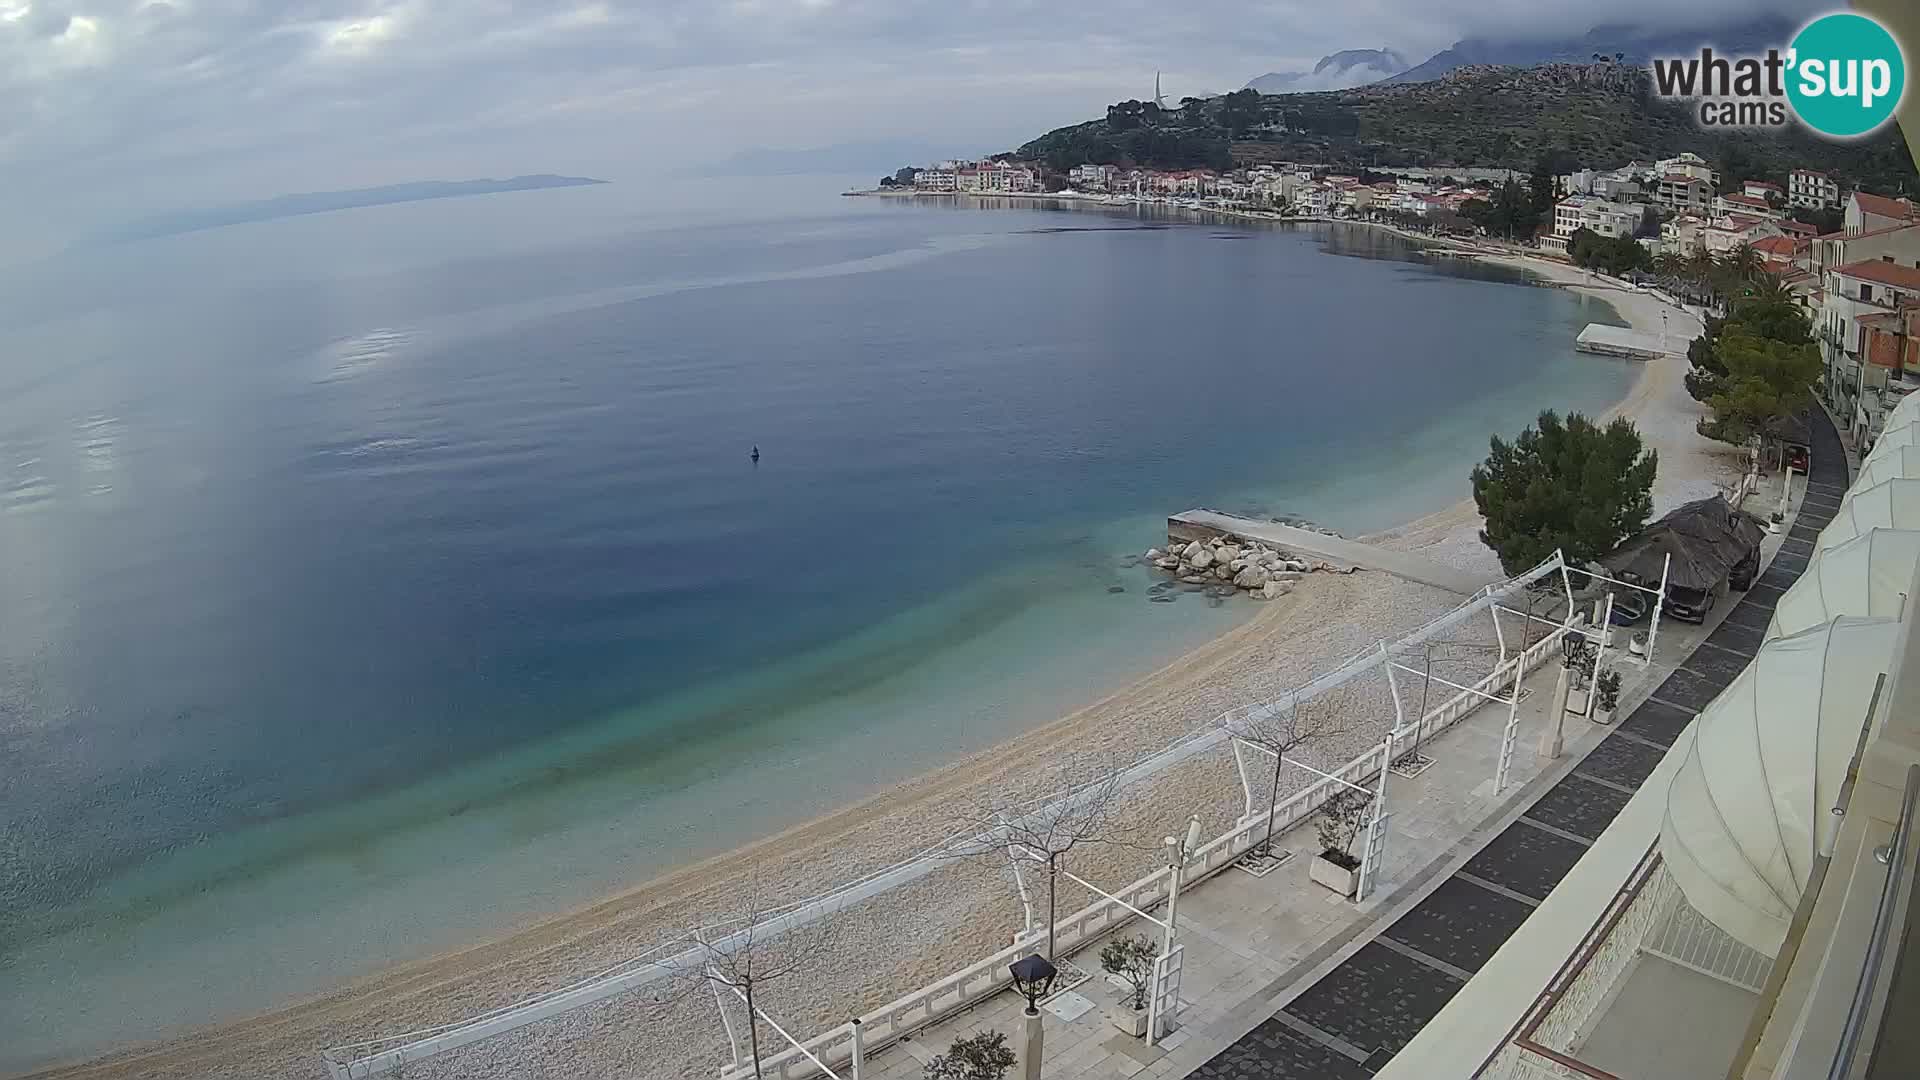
xmin=1007 ymin=839 xmax=1192 ymax=1046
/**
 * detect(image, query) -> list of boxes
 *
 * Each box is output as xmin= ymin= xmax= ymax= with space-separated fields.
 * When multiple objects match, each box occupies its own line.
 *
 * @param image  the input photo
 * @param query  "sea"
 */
xmin=0 ymin=178 xmax=1636 ymax=1071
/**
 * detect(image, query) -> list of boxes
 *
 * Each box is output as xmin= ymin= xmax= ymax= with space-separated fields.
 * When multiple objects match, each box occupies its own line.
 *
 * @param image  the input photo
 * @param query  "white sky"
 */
xmin=1 ymin=0 xmax=1825 ymax=239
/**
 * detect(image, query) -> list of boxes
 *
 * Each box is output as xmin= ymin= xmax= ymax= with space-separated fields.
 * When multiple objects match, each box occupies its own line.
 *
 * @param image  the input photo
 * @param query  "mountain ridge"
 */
xmin=1385 ymin=18 xmax=1799 ymax=84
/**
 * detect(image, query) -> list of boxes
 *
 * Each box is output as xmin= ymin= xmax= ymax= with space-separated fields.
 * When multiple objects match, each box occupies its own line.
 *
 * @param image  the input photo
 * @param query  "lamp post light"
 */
xmin=1161 ymin=816 xmax=1203 ymax=958
xmin=1009 ymin=953 xmax=1058 ymax=1080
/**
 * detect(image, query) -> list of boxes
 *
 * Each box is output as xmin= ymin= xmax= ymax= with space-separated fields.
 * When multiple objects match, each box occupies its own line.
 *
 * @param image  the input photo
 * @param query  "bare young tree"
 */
xmin=687 ymin=875 xmax=843 ymax=1079
xmin=941 ymin=753 xmax=1137 ymax=963
xmin=1228 ymin=683 xmax=1369 ymax=857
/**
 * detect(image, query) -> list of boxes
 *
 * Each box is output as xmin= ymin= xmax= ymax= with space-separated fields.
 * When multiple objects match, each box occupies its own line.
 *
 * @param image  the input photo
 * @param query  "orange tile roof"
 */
xmin=1855 ymin=192 xmax=1917 ymax=220
xmin=1779 ymin=220 xmax=1818 ymax=236
xmin=1752 ymin=236 xmax=1799 ymax=256
xmin=1721 ymin=193 xmax=1772 ymax=210
xmin=1835 ymin=259 xmax=1920 ymax=290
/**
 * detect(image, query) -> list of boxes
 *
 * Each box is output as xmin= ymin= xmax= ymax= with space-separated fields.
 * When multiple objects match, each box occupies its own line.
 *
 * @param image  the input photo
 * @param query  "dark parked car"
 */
xmin=1728 ymin=549 xmax=1761 ymax=591
xmin=1607 ymin=588 xmax=1651 ymax=625
xmin=1665 ymin=584 xmax=1716 ymax=623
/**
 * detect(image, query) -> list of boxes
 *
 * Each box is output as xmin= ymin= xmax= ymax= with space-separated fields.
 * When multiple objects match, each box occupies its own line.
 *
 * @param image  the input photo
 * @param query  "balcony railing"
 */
xmin=1828 ymin=764 xmax=1919 ymax=1080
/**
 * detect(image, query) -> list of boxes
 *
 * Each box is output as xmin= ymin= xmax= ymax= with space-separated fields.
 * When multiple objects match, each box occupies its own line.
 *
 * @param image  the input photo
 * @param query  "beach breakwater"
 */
xmin=1143 ymin=526 xmax=1347 ymax=603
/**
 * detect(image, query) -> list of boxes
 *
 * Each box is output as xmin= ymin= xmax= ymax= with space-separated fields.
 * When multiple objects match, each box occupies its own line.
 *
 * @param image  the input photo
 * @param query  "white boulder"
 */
xmin=1186 ymin=546 xmax=1215 ymax=570
xmin=1234 ymin=566 xmax=1269 ymax=589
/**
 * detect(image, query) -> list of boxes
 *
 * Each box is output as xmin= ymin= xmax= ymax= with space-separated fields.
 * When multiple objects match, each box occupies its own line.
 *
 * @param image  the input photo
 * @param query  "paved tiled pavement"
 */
xmin=1188 ymin=401 xmax=1848 ymax=1076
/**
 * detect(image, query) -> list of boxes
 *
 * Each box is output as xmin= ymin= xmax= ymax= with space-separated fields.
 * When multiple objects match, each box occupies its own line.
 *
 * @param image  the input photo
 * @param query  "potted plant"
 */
xmin=925 ymin=1030 xmax=1017 ymax=1080
xmin=1562 ymin=638 xmax=1597 ymax=715
xmin=1098 ymin=935 xmax=1159 ymax=1037
xmin=1309 ymin=789 xmax=1371 ymax=897
xmin=1593 ymin=669 xmax=1622 ymax=725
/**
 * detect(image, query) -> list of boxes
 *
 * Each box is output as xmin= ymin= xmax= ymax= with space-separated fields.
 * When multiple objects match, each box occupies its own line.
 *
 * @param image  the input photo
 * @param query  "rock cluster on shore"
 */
xmin=1143 ymin=538 xmax=1324 ymax=601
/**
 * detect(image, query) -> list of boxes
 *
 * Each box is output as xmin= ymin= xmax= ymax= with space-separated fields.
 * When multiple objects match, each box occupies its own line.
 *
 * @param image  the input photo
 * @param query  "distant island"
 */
xmin=102 ymin=175 xmax=610 ymax=241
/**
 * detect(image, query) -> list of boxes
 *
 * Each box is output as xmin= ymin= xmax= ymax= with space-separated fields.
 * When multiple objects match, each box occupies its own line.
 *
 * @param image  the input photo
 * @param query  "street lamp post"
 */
xmin=1009 ymin=953 xmax=1058 ymax=1080
xmin=1160 ymin=816 xmax=1203 ymax=960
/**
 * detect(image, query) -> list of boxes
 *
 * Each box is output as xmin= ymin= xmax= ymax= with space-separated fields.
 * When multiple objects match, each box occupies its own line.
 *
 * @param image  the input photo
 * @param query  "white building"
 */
xmin=1655 ymin=173 xmax=1715 ymax=212
xmin=1820 ymin=237 xmax=1920 ymax=433
xmin=1068 ymin=164 xmax=1116 ymax=191
xmin=1655 ymin=152 xmax=1717 ymax=183
xmin=1790 ymin=168 xmax=1842 ymax=209
xmin=912 ymin=166 xmax=958 ymax=193
xmin=1544 ymin=194 xmax=1647 ymax=252
xmin=1702 ymin=212 xmax=1785 ymax=254
xmin=1714 ymin=191 xmax=1785 ymax=220
xmin=1847 ymin=190 xmax=1920 ymax=236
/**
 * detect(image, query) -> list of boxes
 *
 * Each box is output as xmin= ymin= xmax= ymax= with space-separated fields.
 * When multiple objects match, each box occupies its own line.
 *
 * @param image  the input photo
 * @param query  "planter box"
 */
xmin=1310 ymin=853 xmax=1359 ymax=897
xmin=1106 ymin=1000 xmax=1149 ymax=1037
xmin=1593 ymin=708 xmax=1614 ymax=725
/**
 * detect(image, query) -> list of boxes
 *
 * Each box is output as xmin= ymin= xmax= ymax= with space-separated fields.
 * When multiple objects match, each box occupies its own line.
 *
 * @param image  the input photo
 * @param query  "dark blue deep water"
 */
xmin=0 ymin=184 xmax=1635 ymax=1065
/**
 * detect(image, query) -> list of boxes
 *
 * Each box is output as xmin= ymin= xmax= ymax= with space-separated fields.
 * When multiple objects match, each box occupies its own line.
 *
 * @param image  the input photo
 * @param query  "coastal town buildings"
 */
xmin=1713 ymin=191 xmax=1783 ymax=220
xmin=1818 ymin=251 xmax=1920 ymax=440
xmin=912 ymin=164 xmax=959 ymax=192
xmin=909 ymin=160 xmax=1037 ymax=194
xmin=1655 ymin=172 xmax=1715 ymax=212
xmin=1849 ymin=190 xmax=1920 ymax=235
xmin=1790 ymin=167 xmax=1842 ymax=209
xmin=1543 ymin=194 xmax=1646 ymax=252
xmin=1068 ymin=163 xmax=1117 ymax=191
xmin=1702 ymin=212 xmax=1785 ymax=254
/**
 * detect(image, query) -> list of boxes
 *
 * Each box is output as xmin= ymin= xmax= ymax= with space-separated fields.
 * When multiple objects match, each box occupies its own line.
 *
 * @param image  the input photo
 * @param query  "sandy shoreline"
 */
xmin=21 ymin=240 xmax=1738 ymax=1080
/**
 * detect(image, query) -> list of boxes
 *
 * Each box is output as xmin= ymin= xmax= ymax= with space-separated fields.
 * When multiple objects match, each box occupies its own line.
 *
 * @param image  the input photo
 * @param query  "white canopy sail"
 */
xmin=1864 ymin=418 xmax=1920 ymax=464
xmin=1882 ymin=388 xmax=1920 ymax=431
xmin=1766 ymin=529 xmax=1920 ymax=639
xmin=1853 ymin=444 xmax=1920 ymax=490
xmin=1818 ymin=478 xmax=1920 ymax=551
xmin=1660 ymin=617 xmax=1899 ymax=956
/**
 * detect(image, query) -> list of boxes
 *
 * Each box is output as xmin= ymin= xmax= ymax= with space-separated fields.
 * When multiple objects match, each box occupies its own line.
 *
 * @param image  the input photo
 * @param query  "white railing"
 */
xmin=727 ymin=614 xmax=1572 ymax=1080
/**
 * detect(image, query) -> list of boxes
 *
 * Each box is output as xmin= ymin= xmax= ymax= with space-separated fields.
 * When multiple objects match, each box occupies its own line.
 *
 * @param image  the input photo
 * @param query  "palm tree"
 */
xmin=1747 ymin=271 xmax=1794 ymax=305
xmin=1683 ymin=248 xmax=1718 ymax=304
xmin=1721 ymin=242 xmax=1763 ymax=283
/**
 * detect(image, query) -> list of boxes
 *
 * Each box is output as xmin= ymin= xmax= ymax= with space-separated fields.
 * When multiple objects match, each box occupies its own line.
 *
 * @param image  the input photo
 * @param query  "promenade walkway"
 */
xmin=1169 ymin=511 xmax=1497 ymax=596
xmin=1181 ymin=404 xmax=1847 ymax=1079
xmin=850 ymin=411 xmax=1843 ymax=1080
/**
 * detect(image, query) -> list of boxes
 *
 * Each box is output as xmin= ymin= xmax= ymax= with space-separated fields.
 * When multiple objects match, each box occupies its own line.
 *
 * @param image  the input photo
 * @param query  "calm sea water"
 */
xmin=0 ymin=182 xmax=1634 ymax=1068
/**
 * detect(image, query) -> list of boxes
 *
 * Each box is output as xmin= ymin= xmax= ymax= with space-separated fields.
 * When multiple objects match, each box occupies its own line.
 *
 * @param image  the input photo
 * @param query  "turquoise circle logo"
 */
xmin=1786 ymin=13 xmax=1906 ymax=138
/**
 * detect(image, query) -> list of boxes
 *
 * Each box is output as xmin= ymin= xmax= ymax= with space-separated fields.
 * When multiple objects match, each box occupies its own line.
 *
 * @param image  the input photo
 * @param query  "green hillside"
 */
xmin=1015 ymin=67 xmax=1915 ymax=194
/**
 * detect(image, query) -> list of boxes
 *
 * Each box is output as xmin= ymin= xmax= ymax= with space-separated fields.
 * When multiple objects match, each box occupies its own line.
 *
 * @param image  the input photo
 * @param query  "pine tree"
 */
xmin=1471 ymin=411 xmax=1658 ymax=575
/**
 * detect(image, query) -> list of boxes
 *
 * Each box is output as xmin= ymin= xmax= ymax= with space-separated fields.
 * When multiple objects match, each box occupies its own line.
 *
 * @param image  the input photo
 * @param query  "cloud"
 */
xmin=0 ymin=0 xmax=1827 ymax=243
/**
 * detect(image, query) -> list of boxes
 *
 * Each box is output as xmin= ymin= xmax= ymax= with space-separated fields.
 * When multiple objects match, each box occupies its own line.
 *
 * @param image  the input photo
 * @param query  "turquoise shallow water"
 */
xmin=0 ymin=185 xmax=1634 ymax=1068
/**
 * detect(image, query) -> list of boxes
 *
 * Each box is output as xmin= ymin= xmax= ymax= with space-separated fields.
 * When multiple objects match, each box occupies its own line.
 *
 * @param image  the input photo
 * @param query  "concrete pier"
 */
xmin=1168 ymin=510 xmax=1497 ymax=596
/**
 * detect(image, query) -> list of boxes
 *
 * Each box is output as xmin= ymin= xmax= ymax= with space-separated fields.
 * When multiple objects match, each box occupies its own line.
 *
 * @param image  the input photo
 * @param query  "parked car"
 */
xmin=1728 ymin=549 xmax=1761 ymax=591
xmin=1607 ymin=588 xmax=1651 ymax=625
xmin=1665 ymin=584 xmax=1716 ymax=623
xmin=1786 ymin=445 xmax=1809 ymax=472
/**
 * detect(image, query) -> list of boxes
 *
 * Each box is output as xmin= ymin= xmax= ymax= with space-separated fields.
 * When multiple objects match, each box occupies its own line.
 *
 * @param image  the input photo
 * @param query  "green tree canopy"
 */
xmin=1700 ymin=328 xmax=1822 ymax=444
xmin=1567 ymin=227 xmax=1650 ymax=276
xmin=1471 ymin=411 xmax=1659 ymax=575
xmin=1685 ymin=314 xmax=1728 ymax=403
